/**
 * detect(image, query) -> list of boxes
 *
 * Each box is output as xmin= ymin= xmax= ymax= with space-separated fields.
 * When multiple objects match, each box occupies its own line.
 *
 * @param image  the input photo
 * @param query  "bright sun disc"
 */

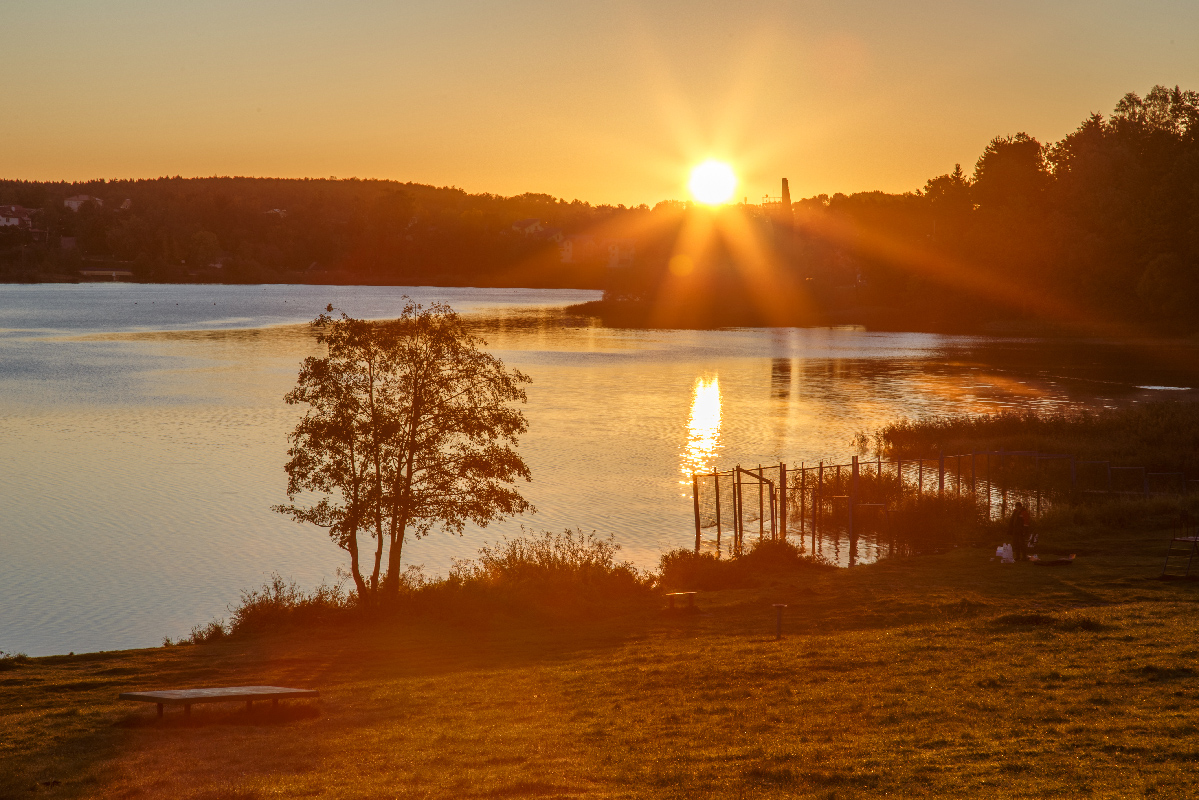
xmin=688 ymin=160 xmax=737 ymax=205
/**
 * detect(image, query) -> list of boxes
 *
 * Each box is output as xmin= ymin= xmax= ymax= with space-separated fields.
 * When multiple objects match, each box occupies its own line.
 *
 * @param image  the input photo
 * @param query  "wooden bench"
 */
xmin=119 ymin=685 xmax=319 ymax=718
xmin=666 ymin=591 xmax=697 ymax=609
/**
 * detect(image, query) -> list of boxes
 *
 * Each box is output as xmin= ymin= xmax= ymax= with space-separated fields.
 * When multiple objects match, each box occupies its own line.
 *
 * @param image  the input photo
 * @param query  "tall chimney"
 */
xmin=781 ymin=178 xmax=792 ymax=211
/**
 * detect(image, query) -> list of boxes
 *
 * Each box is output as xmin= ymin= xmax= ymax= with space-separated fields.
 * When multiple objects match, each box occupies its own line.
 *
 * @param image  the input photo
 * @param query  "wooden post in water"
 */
xmin=971 ymin=451 xmax=976 ymax=497
xmin=779 ymin=462 xmax=788 ymax=539
xmin=918 ymin=459 xmax=923 ymax=498
xmin=938 ymin=450 xmax=945 ymax=496
xmin=799 ymin=464 xmax=805 ymax=536
xmin=850 ymin=455 xmax=859 ymax=550
xmin=692 ymin=472 xmax=701 ymax=553
xmin=817 ymin=461 xmax=824 ymax=543
xmin=956 ymin=455 xmax=962 ymax=497
xmin=728 ymin=470 xmax=738 ymax=556
xmin=758 ymin=464 xmax=765 ymax=541
xmin=713 ymin=471 xmax=722 ymax=552
xmin=897 ymin=457 xmax=903 ymax=504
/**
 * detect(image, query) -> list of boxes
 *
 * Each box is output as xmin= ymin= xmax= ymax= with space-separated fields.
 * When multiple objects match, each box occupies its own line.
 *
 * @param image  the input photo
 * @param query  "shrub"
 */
xmin=435 ymin=528 xmax=655 ymax=619
xmin=226 ymin=573 xmax=353 ymax=635
xmin=659 ymin=538 xmax=832 ymax=591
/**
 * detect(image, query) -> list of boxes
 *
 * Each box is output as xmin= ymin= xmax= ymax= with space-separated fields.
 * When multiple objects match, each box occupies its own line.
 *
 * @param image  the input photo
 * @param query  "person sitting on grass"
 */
xmin=1009 ymin=502 xmax=1028 ymax=563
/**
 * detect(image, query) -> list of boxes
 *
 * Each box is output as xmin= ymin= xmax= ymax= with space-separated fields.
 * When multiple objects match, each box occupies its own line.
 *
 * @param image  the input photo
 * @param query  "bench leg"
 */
xmin=157 ymin=703 xmax=163 ymax=718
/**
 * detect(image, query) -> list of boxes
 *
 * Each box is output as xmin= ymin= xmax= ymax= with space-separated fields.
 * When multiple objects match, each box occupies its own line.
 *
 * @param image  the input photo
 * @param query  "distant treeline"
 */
xmin=3 ymin=84 xmax=1197 ymax=333
xmin=0 ymin=178 xmax=647 ymax=288
xmin=602 ymin=85 xmax=1199 ymax=333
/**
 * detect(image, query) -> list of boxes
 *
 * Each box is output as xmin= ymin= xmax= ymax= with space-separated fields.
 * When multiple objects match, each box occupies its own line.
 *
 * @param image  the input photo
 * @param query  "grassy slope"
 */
xmin=5 ymin=516 xmax=1199 ymax=799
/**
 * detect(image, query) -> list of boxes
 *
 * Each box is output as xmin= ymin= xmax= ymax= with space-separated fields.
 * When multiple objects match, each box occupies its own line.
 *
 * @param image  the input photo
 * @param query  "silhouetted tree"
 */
xmin=274 ymin=302 xmax=534 ymax=604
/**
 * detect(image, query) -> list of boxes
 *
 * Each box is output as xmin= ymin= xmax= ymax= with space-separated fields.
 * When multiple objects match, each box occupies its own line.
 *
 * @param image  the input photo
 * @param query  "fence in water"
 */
xmin=691 ymin=450 xmax=1199 ymax=565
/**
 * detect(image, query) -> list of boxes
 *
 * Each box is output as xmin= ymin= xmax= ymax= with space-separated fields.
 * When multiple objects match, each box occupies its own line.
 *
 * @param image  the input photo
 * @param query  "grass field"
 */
xmin=4 ymin=506 xmax=1199 ymax=799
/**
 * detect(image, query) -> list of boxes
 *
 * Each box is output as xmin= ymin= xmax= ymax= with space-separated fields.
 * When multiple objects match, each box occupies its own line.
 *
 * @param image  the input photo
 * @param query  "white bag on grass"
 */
xmin=996 ymin=544 xmax=1014 ymax=564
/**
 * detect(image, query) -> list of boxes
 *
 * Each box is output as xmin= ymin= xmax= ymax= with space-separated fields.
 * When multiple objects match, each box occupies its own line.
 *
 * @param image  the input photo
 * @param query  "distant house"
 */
xmin=64 ymin=195 xmax=102 ymax=211
xmin=560 ymin=234 xmax=598 ymax=264
xmin=0 ymin=205 xmax=33 ymax=228
xmin=511 ymin=218 xmax=543 ymax=236
xmin=541 ymin=227 xmax=564 ymax=244
xmin=605 ymin=239 xmax=635 ymax=269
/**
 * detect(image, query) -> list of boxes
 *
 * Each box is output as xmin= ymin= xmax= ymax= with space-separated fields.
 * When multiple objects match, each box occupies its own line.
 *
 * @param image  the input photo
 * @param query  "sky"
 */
xmin=3 ymin=1 xmax=1198 ymax=206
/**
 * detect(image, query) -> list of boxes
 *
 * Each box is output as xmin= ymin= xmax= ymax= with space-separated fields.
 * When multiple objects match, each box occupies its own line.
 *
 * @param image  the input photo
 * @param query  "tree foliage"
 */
xmin=274 ymin=301 xmax=533 ymax=603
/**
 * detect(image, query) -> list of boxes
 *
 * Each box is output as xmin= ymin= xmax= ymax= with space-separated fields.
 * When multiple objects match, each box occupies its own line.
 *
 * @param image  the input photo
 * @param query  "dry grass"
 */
xmin=5 ymin=513 xmax=1199 ymax=799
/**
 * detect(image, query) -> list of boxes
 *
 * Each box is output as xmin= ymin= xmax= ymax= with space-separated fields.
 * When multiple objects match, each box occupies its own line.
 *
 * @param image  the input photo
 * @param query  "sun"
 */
xmin=688 ymin=160 xmax=737 ymax=205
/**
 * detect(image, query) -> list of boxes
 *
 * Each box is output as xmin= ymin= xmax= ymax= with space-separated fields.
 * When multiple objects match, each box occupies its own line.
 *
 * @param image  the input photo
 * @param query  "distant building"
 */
xmin=560 ymin=234 xmax=599 ymax=264
xmin=0 ymin=205 xmax=33 ymax=228
xmin=605 ymin=239 xmax=635 ymax=269
xmin=64 ymin=195 xmax=102 ymax=212
xmin=541 ymin=227 xmax=564 ymax=244
xmin=511 ymin=218 xmax=544 ymax=236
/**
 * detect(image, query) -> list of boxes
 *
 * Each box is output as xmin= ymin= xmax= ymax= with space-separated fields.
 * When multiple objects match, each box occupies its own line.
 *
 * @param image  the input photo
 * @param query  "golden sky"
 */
xmin=3 ymin=1 xmax=1197 ymax=205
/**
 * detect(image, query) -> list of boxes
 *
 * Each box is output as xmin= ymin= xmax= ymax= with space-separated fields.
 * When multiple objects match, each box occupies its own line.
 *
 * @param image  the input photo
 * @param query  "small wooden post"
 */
xmin=850 ymin=456 xmax=859 ymax=545
xmin=971 ymin=451 xmax=976 ymax=496
xmin=692 ymin=472 xmax=701 ymax=553
xmin=773 ymin=604 xmax=787 ymax=640
xmin=918 ymin=459 xmax=923 ymax=497
xmin=897 ymin=457 xmax=903 ymax=502
xmin=938 ymin=449 xmax=945 ymax=496
xmin=758 ymin=464 xmax=765 ymax=541
xmin=779 ymin=462 xmax=787 ymax=538
xmin=800 ymin=464 xmax=806 ymax=535
xmin=735 ymin=465 xmax=743 ymax=555
xmin=956 ymin=454 xmax=962 ymax=497
xmin=713 ymin=471 xmax=722 ymax=550
xmin=817 ymin=461 xmax=824 ymax=539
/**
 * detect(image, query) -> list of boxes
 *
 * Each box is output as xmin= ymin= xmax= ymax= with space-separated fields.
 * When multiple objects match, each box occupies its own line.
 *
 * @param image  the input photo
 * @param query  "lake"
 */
xmin=2 ymin=283 xmax=1196 ymax=656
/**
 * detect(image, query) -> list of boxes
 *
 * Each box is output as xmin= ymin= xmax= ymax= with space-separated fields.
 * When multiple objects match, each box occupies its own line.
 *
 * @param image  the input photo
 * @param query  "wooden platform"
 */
xmin=120 ymin=685 xmax=319 ymax=717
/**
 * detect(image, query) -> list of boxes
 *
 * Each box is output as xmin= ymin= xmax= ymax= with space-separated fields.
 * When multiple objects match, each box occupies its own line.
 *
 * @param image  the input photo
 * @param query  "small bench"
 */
xmin=666 ymin=591 xmax=697 ymax=609
xmin=119 ymin=685 xmax=319 ymax=718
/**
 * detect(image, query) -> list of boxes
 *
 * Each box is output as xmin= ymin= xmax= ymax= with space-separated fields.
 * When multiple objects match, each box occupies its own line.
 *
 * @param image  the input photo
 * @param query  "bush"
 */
xmin=227 ymin=573 xmax=353 ymax=635
xmin=659 ymin=538 xmax=832 ymax=591
xmin=434 ymin=528 xmax=655 ymax=619
xmin=0 ymin=651 xmax=30 ymax=671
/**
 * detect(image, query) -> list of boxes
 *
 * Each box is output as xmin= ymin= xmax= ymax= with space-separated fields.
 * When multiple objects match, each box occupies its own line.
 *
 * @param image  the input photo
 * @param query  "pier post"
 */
xmin=692 ymin=472 xmax=701 ymax=553
xmin=799 ymin=464 xmax=806 ymax=536
xmin=779 ymin=462 xmax=787 ymax=539
xmin=758 ymin=464 xmax=765 ymax=541
xmin=713 ymin=472 xmax=722 ymax=551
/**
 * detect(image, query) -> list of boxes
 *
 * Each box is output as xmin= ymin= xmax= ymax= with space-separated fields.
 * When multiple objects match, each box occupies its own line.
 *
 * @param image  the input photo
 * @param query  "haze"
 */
xmin=3 ymin=1 xmax=1198 ymax=204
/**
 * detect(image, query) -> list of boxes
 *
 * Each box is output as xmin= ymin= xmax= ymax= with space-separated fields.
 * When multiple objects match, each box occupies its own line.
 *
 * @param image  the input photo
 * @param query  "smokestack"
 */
xmin=781 ymin=178 xmax=791 ymax=211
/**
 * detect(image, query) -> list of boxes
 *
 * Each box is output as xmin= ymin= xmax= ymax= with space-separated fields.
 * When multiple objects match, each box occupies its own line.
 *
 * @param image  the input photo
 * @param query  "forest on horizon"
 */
xmin=2 ymin=84 xmax=1197 ymax=333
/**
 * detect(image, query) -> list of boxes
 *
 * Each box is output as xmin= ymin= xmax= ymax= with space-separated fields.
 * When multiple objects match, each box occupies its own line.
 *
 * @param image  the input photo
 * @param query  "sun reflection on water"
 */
xmin=680 ymin=376 xmax=722 ymax=487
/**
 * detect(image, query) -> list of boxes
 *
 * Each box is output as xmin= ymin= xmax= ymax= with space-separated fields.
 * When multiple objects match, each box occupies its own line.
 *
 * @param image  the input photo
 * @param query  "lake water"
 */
xmin=2 ymin=283 xmax=1196 ymax=656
